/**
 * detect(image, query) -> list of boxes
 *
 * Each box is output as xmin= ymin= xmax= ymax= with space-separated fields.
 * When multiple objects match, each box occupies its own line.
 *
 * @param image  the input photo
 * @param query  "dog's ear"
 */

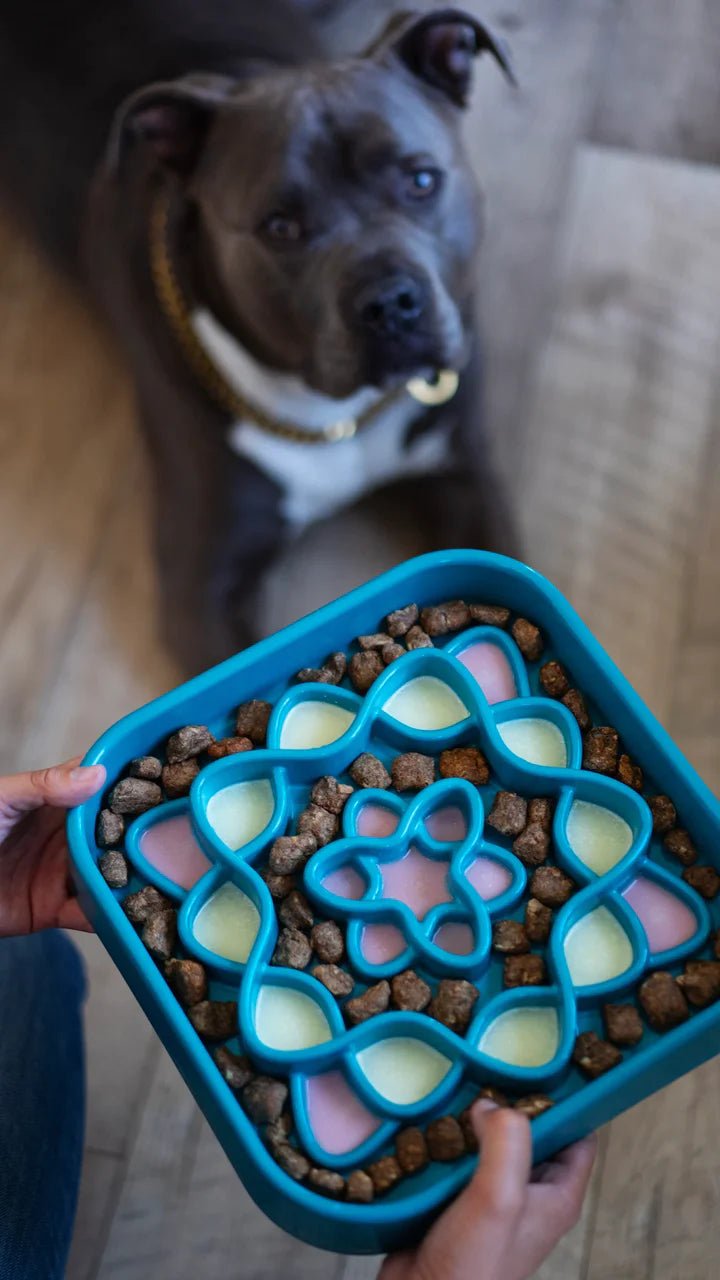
xmin=106 ymin=74 xmax=236 ymax=176
xmin=367 ymin=8 xmax=514 ymax=106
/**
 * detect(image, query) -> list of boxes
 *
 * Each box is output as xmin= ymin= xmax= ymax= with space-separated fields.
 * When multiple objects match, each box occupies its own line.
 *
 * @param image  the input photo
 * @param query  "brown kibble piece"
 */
xmin=187 ymin=999 xmax=238 ymax=1040
xmin=487 ymin=791 xmax=527 ymax=838
xmin=349 ymin=650 xmax=383 ymax=694
xmin=539 ymin=661 xmax=570 ymax=699
xmin=382 ymin=643 xmax=406 ymax=665
xmin=512 ymin=822 xmax=550 ymax=868
xmin=469 ymin=603 xmax=511 ymax=628
xmin=683 ymin=865 xmax=720 ymax=899
xmin=525 ymin=898 xmax=553 ymax=944
xmin=528 ymin=798 xmax=553 ymax=832
xmin=272 ymin=927 xmax=312 ymax=970
xmin=367 ymin=1155 xmax=402 ymax=1195
xmin=99 ymin=850 xmax=129 ymax=889
xmin=420 ymin=600 xmax=470 ymax=636
xmin=358 ymin=632 xmax=394 ymax=650
xmin=405 ymin=625 xmax=433 ymax=650
xmin=677 ymin=960 xmax=720 ymax=1008
xmin=439 ymin=746 xmax=490 ymax=785
xmin=212 ymin=1046 xmax=254 ymax=1091
xmin=242 ymin=1076 xmax=288 ymax=1124
xmin=426 ymin=1116 xmax=465 ymax=1162
xmin=511 ymin=618 xmax=544 ymax=661
xmin=308 ymin=1167 xmax=346 ymax=1199
xmin=311 ymin=776 xmax=354 ymax=815
xmin=530 ymin=866 xmax=575 ymax=908
xmin=514 ymin=1095 xmax=554 ymax=1119
xmin=391 ymin=752 xmax=434 ymax=791
xmin=164 ymin=957 xmax=207 ymax=1006
xmin=96 ymin=809 xmax=124 ymax=848
xmin=260 ymin=867 xmax=296 ymax=900
xmin=428 ymin=979 xmax=479 ymax=1034
xmin=311 ymin=921 xmax=344 ymax=964
xmin=345 ymin=980 xmax=391 ymax=1026
xmin=272 ymin=1143 xmax=310 ymax=1181
xmin=108 ymin=777 xmax=162 ymax=815
xmin=583 ymin=727 xmax=619 ymax=776
xmin=165 ymin=725 xmax=213 ymax=763
xmin=504 ymin=954 xmax=547 ymax=988
xmin=572 ymin=1031 xmax=622 ymax=1079
xmin=297 ymin=804 xmax=339 ymax=847
xmin=391 ymin=969 xmax=432 ymax=1012
xmin=279 ymin=890 xmax=314 ymax=932
xmin=123 ymin=884 xmax=172 ymax=924
xmin=347 ymin=1170 xmax=374 ymax=1203
xmin=206 ymin=736 xmax=253 ymax=760
xmin=312 ymin=964 xmax=354 ymax=997
xmin=235 ymin=700 xmax=272 ymax=744
xmin=141 ymin=909 xmax=177 ymax=961
xmin=492 ymin=919 xmax=530 ymax=955
xmin=385 ymin=603 xmax=419 ymax=638
xmin=162 ymin=759 xmax=200 ymax=799
xmin=459 ymin=1106 xmax=478 ymax=1153
xmin=648 ymin=795 xmax=677 ymax=836
xmin=296 ymin=652 xmax=347 ymax=685
xmin=396 ymin=1127 xmax=429 ymax=1174
xmin=478 ymin=1086 xmax=509 ymax=1107
xmin=562 ymin=689 xmax=591 ymax=732
xmin=349 ymin=753 xmax=391 ymax=789
xmin=128 ymin=755 xmax=163 ymax=780
xmin=603 ymin=1003 xmax=643 ymax=1047
xmin=269 ymin=833 xmax=317 ymax=876
xmin=638 ymin=972 xmax=689 ymax=1032
xmin=664 ymin=828 xmax=698 ymax=866
xmin=617 ymin=754 xmax=643 ymax=792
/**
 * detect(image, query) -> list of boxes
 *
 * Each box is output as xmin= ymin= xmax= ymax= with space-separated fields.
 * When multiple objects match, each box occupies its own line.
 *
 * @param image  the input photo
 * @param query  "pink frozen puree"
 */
xmin=361 ymin=923 xmax=407 ymax=963
xmin=322 ymin=866 xmax=366 ymax=900
xmin=305 ymin=1071 xmax=381 ymax=1154
xmin=433 ymin=921 xmax=475 ymax=955
xmin=426 ymin=806 xmax=468 ymax=842
xmin=381 ymin=847 xmax=452 ymax=919
xmin=139 ymin=814 xmax=211 ymax=890
xmin=465 ymin=857 xmax=512 ymax=901
xmin=623 ymin=877 xmax=698 ymax=953
xmin=356 ymin=803 xmax=399 ymax=838
xmin=456 ymin=641 xmax=517 ymax=705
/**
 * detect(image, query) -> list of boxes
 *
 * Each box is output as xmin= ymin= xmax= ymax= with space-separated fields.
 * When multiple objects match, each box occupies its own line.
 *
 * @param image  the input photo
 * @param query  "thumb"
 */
xmin=0 ymin=759 xmax=106 ymax=825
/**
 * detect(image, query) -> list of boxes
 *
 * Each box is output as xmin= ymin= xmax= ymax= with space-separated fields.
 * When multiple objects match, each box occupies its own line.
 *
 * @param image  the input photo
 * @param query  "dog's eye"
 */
xmin=260 ymin=212 xmax=304 ymax=243
xmin=403 ymin=167 xmax=443 ymax=200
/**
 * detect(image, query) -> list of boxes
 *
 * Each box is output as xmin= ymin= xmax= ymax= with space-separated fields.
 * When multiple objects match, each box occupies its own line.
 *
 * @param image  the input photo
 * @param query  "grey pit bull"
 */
xmin=0 ymin=0 xmax=517 ymax=672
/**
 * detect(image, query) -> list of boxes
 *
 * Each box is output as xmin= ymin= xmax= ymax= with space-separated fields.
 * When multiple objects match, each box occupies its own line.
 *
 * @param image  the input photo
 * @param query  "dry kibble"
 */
xmin=439 ymin=746 xmax=489 ymax=785
xmin=391 ymin=752 xmax=434 ymax=791
xmin=260 ymin=867 xmax=296 ymax=900
xmin=279 ymin=890 xmax=314 ymax=933
xmin=385 ymin=603 xmax=419 ymax=638
xmin=345 ymin=980 xmax=391 ymax=1026
xmin=311 ymin=921 xmax=344 ymax=963
xmin=108 ymin=777 xmax=162 ymax=815
xmin=391 ymin=969 xmax=432 ymax=1012
xmin=396 ymin=1127 xmax=429 ymax=1174
xmin=128 ymin=755 xmax=163 ymax=780
xmin=478 ymin=1086 xmax=509 ymax=1107
xmin=616 ymin=754 xmax=643 ymax=792
xmin=358 ymin=632 xmax=394 ymax=650
xmin=468 ymin=603 xmax=511 ymax=628
xmin=426 ymin=1116 xmax=465 ymax=1162
xmin=682 ymin=865 xmax=720 ymax=899
xmin=165 ymin=725 xmax=213 ymax=763
xmin=420 ymin=600 xmax=470 ymax=636
xmin=525 ymin=897 xmax=553 ymax=944
xmin=382 ymin=643 xmax=406 ymax=665
xmin=346 ymin=1169 xmax=374 ymax=1203
xmin=492 ymin=919 xmax=530 ymax=955
xmin=96 ymin=808 xmax=124 ymax=848
xmin=572 ymin=1031 xmax=622 ymax=1079
xmin=514 ymin=1095 xmax=554 ymax=1119
xmin=98 ymin=850 xmax=129 ymax=889
xmin=487 ymin=791 xmax=527 ymax=838
xmin=511 ymin=617 xmax=544 ymax=661
xmin=582 ymin=727 xmax=619 ymax=776
xmin=562 ymin=689 xmax=591 ymax=733
xmin=206 ymin=736 xmax=253 ymax=760
xmin=349 ymin=753 xmax=391 ymax=789
xmin=123 ymin=884 xmax=172 ymax=924
xmin=603 ymin=1003 xmax=643 ymax=1047
xmin=367 ymin=1155 xmax=402 ymax=1194
xmin=268 ymin=833 xmax=317 ymax=876
xmin=242 ymin=1076 xmax=288 ymax=1124
xmin=162 ymin=759 xmax=200 ymax=799
xmin=648 ymin=795 xmax=677 ymax=836
xmin=296 ymin=652 xmax=347 ymax=685
xmin=212 ymin=1046 xmax=254 ymax=1091
xmin=308 ymin=1168 xmax=346 ymax=1199
xmin=164 ymin=957 xmax=208 ymax=1006
xmin=349 ymin=650 xmax=383 ymax=693
xmin=677 ymin=960 xmax=720 ymax=1008
xmin=405 ymin=625 xmax=433 ymax=650
xmin=512 ymin=823 xmax=550 ymax=868
xmin=459 ymin=1106 xmax=478 ymax=1153
xmin=529 ymin=865 xmax=576 ymax=908
xmin=311 ymin=776 xmax=354 ymax=815
xmin=664 ymin=828 xmax=698 ymax=866
xmin=188 ymin=1000 xmax=238 ymax=1040
xmin=235 ymin=699 xmax=273 ymax=744
xmin=428 ymin=979 xmax=478 ymax=1034
xmin=528 ymin=798 xmax=554 ymax=832
xmin=297 ymin=804 xmax=339 ymax=847
xmin=312 ymin=964 xmax=354 ymax=997
xmin=638 ymin=972 xmax=689 ymax=1032
xmin=539 ymin=660 xmax=570 ymax=699
xmin=141 ymin=909 xmax=177 ymax=961
xmin=272 ymin=927 xmax=312 ymax=970
xmin=272 ymin=1143 xmax=310 ymax=1181
xmin=503 ymin=954 xmax=547 ymax=988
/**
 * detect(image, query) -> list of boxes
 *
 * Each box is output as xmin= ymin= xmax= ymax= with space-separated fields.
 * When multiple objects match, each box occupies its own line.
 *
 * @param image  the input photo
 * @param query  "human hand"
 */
xmin=0 ymin=757 xmax=106 ymax=936
xmin=380 ymin=1102 xmax=597 ymax=1280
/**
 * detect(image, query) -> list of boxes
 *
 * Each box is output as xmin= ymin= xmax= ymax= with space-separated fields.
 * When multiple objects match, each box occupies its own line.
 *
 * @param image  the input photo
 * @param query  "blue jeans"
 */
xmin=0 ymin=932 xmax=86 ymax=1279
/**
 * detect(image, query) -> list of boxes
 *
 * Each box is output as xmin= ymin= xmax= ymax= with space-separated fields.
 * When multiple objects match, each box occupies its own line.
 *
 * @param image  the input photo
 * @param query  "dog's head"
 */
xmin=112 ymin=8 xmax=512 ymax=398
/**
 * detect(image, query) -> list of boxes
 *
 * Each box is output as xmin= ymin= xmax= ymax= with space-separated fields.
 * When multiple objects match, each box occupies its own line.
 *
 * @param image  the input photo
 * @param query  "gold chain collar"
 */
xmin=148 ymin=188 xmax=459 ymax=445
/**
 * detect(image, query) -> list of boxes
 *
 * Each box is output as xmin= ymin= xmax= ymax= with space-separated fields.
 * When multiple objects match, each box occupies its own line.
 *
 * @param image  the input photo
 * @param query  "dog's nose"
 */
xmin=352 ymin=274 xmax=426 ymax=337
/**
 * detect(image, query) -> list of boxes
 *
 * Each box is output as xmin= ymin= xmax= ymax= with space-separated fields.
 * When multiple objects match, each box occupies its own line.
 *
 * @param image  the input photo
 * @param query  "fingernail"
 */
xmin=476 ymin=1098 xmax=499 ymax=1114
xmin=70 ymin=764 xmax=105 ymax=785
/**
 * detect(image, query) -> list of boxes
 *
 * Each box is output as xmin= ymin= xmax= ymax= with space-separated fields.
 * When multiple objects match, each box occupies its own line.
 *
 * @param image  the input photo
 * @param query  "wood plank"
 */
xmin=66 ymin=1151 xmax=122 ymax=1280
xmin=516 ymin=145 xmax=720 ymax=725
xmin=533 ymin=1130 xmax=608 ymax=1280
xmin=589 ymin=0 xmax=720 ymax=165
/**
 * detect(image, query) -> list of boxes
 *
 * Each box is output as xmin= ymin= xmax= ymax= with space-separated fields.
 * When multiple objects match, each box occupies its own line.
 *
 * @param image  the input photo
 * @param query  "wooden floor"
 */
xmin=1 ymin=1 xmax=719 ymax=1276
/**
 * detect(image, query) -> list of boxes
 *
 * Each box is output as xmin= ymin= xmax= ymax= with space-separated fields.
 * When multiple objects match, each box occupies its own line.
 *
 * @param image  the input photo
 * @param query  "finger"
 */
xmin=0 ymin=760 xmax=106 ymax=819
xmin=57 ymin=898 xmax=94 ymax=933
xmin=536 ymin=1135 xmax=598 ymax=1189
xmin=471 ymin=1104 xmax=533 ymax=1213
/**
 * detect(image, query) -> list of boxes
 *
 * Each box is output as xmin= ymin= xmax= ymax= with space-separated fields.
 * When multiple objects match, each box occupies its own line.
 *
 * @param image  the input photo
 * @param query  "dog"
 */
xmin=0 ymin=1 xmax=516 ymax=672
